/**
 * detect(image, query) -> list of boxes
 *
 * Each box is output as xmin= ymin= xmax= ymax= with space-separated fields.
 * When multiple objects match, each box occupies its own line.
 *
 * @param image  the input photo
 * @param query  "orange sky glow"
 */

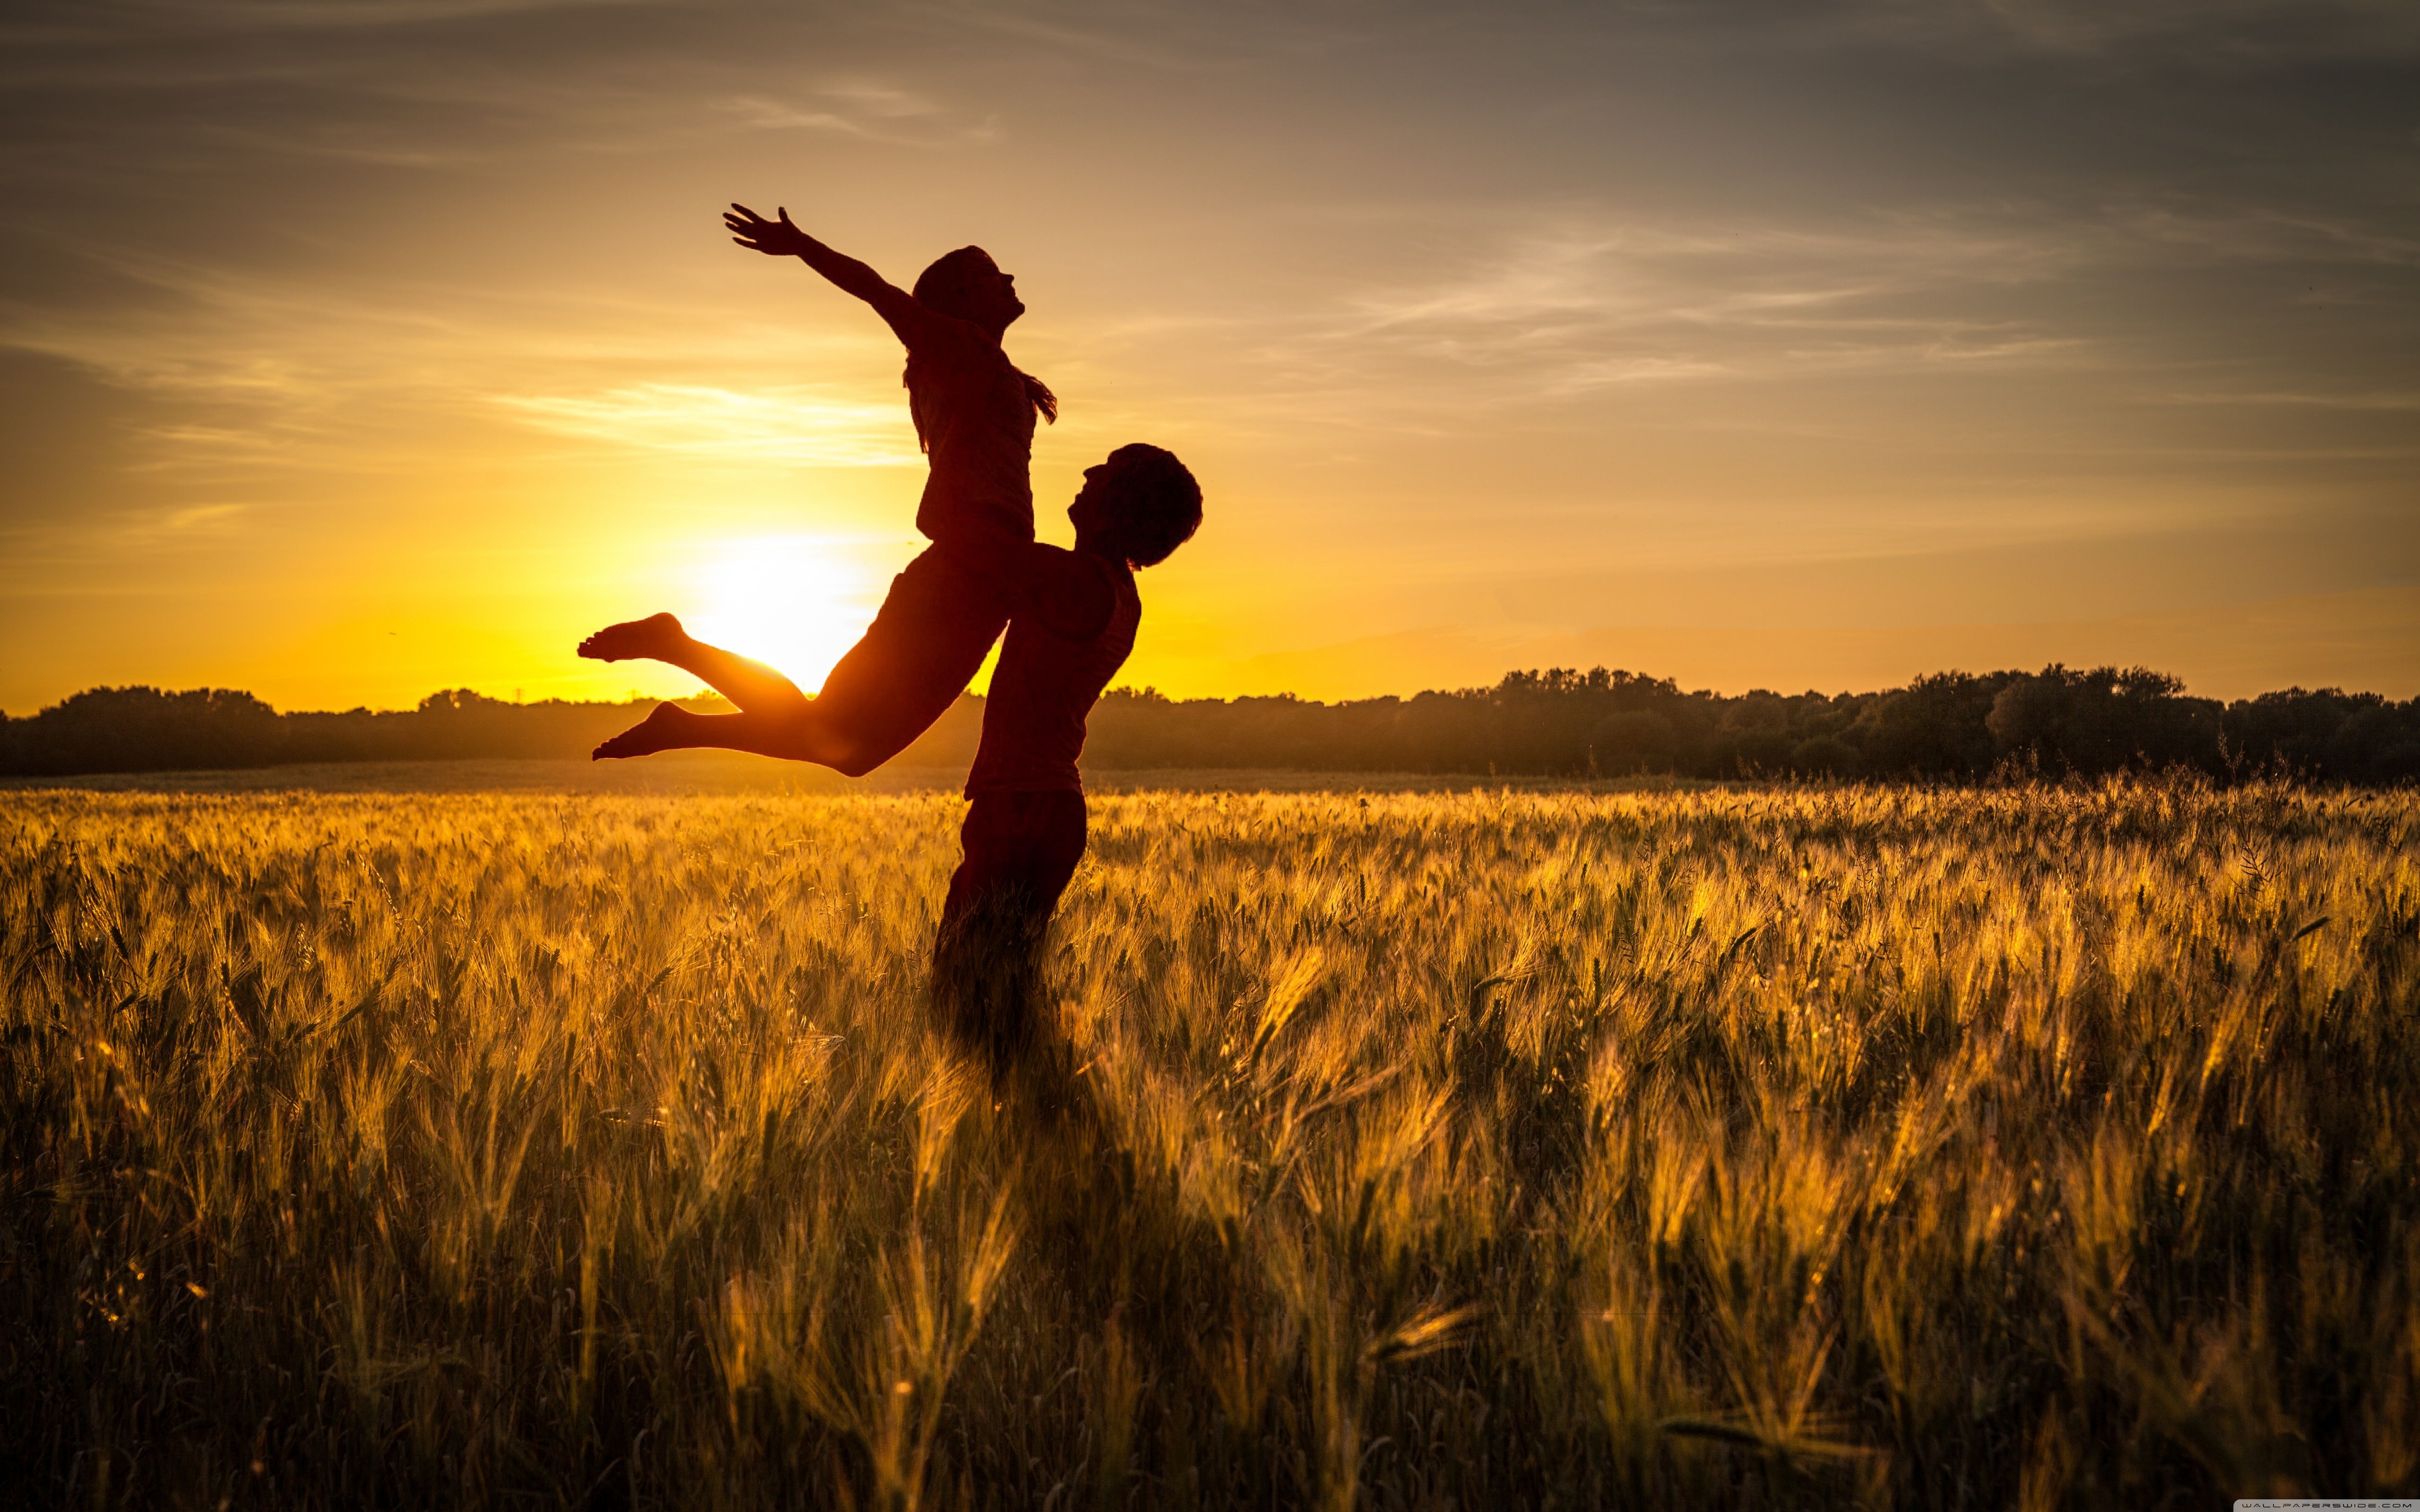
xmin=3 ymin=0 xmax=2415 ymax=715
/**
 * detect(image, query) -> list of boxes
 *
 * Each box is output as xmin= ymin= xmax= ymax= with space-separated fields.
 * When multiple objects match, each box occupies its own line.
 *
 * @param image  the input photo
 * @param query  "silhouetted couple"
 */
xmin=580 ymin=204 xmax=1201 ymax=1079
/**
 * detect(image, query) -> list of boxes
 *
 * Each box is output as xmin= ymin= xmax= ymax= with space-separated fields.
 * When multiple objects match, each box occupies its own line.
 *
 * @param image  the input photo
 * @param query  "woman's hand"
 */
xmin=720 ymin=204 xmax=911 ymax=324
xmin=725 ymin=203 xmax=811 ymax=257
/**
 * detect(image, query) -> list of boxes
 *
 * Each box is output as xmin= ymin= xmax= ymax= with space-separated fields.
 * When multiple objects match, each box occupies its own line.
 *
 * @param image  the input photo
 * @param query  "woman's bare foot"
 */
xmin=593 ymin=701 xmax=693 ymax=760
xmin=579 ymin=612 xmax=687 ymax=663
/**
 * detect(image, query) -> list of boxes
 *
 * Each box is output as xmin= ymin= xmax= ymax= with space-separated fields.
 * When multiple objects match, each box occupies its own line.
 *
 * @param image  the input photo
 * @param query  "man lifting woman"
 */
xmin=580 ymin=202 xmax=1201 ymax=1072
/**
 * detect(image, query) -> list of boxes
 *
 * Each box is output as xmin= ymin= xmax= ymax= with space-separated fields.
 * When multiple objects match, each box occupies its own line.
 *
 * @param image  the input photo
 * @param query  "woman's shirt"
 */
xmin=904 ymin=318 xmax=1037 ymax=550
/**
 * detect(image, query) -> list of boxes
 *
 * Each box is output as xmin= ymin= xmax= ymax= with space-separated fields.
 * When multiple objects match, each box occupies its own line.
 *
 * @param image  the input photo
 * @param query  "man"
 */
xmin=931 ymin=443 xmax=1202 ymax=1076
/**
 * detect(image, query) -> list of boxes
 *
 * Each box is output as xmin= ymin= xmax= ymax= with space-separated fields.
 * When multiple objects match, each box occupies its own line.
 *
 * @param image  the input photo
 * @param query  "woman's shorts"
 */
xmin=812 ymin=544 xmax=1009 ymax=771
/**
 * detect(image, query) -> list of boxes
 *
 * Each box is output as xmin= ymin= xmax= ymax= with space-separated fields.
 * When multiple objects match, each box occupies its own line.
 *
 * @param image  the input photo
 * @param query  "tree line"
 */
xmin=3 ymin=665 xmax=2415 ymax=782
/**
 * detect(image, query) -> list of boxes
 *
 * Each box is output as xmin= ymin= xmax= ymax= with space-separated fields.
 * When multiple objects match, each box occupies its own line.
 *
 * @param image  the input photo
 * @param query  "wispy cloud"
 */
xmin=496 ymin=383 xmax=918 ymax=465
xmin=719 ymin=83 xmax=998 ymax=146
xmin=2159 ymin=390 xmax=2420 ymax=411
xmin=1195 ymin=184 xmax=2420 ymax=426
xmin=1244 ymin=211 xmax=2107 ymax=410
xmin=1758 ymin=0 xmax=2420 ymax=67
xmin=2 ymin=0 xmax=651 ymax=44
xmin=2 ymin=232 xmax=908 ymax=472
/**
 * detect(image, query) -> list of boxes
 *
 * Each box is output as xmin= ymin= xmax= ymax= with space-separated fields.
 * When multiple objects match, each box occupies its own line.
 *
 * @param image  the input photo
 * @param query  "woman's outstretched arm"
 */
xmin=724 ymin=203 xmax=941 ymax=346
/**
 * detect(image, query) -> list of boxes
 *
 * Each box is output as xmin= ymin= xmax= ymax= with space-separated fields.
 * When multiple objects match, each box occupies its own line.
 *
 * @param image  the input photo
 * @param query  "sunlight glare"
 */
xmin=683 ymin=538 xmax=877 ymax=694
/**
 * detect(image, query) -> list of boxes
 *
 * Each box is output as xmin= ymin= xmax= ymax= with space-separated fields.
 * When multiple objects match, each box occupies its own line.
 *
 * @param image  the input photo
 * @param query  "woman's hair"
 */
xmin=1097 ymin=443 xmax=1202 ymax=568
xmin=906 ymin=246 xmax=1056 ymax=444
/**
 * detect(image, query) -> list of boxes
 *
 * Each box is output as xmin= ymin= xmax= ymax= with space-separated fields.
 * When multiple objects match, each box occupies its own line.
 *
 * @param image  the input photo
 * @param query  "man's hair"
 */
xmin=1098 ymin=443 xmax=1202 ymax=568
xmin=909 ymin=246 xmax=1055 ymax=429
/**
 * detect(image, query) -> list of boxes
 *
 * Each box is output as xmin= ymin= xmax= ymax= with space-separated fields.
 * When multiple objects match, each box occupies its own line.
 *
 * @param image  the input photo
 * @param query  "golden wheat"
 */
xmin=3 ymin=779 xmax=2414 ymax=1509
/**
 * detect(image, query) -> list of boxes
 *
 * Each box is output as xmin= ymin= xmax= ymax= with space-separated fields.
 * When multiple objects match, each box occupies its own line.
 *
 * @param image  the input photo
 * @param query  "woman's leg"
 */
xmin=589 ymin=699 xmax=867 ymax=767
xmin=579 ymin=612 xmax=809 ymax=718
xmin=586 ymin=547 xmax=1006 ymax=773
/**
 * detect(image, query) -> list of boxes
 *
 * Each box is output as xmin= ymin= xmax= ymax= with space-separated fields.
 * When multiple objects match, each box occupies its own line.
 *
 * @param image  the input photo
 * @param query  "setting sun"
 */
xmin=681 ymin=537 xmax=879 ymax=695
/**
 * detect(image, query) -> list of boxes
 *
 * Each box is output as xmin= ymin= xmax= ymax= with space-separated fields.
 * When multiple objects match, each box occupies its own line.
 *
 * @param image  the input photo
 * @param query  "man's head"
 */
xmin=913 ymin=246 xmax=1024 ymax=334
xmin=1070 ymin=444 xmax=1201 ymax=568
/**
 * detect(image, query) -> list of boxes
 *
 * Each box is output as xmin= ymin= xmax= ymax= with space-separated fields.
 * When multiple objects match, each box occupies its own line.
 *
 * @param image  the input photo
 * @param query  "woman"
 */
xmin=580 ymin=204 xmax=1054 ymax=774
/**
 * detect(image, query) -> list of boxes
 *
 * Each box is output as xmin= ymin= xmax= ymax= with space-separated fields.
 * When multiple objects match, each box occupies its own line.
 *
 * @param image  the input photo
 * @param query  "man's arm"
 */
xmin=724 ymin=203 xmax=951 ymax=349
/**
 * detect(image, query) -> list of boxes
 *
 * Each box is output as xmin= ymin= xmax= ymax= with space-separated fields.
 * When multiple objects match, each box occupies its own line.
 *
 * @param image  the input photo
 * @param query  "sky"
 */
xmin=2 ymin=0 xmax=2415 ymax=714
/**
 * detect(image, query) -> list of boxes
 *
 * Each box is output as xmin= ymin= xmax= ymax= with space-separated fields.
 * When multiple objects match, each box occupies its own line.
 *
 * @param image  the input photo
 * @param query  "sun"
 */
xmin=683 ymin=537 xmax=878 ymax=694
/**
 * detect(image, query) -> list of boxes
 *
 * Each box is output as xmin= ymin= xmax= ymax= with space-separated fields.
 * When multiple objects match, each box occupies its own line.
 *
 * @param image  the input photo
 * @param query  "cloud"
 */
xmin=1247 ymin=211 xmax=2108 ymax=409
xmin=496 ymin=383 xmax=919 ymax=465
xmin=719 ymin=84 xmax=998 ymax=147
xmin=1 ymin=223 xmax=913 ymax=471
xmin=1850 ymin=0 xmax=2420 ymax=65
xmin=1 ymin=0 xmax=651 ymax=43
xmin=722 ymin=99 xmax=874 ymax=137
xmin=1634 ymin=0 xmax=2420 ymax=68
xmin=1198 ymin=179 xmax=2420 ymax=427
xmin=2160 ymin=390 xmax=2420 ymax=411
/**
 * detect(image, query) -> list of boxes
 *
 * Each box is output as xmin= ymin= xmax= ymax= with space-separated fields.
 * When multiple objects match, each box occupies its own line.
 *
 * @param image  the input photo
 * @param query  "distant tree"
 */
xmin=1987 ymin=665 xmax=2222 ymax=776
xmin=2222 ymin=687 xmax=2420 ymax=782
xmin=1854 ymin=671 xmax=2011 ymax=776
xmin=1590 ymin=710 xmax=1676 ymax=773
xmin=2327 ymin=701 xmax=2420 ymax=783
xmin=1791 ymin=735 xmax=1860 ymax=777
xmin=3 ymin=667 xmax=2411 ymax=783
xmin=3 ymin=687 xmax=284 ymax=775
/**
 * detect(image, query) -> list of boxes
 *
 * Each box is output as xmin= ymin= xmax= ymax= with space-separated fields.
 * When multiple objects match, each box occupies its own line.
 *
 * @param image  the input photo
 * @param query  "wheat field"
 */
xmin=3 ymin=780 xmax=2415 ymax=1509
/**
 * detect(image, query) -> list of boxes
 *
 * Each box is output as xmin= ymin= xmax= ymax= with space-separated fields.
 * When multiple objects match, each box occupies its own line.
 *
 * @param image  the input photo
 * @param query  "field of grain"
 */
xmin=4 ymin=781 xmax=2416 ymax=1509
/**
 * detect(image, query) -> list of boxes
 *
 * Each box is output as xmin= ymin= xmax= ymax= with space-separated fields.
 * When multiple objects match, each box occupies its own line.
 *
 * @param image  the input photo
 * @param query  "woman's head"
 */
xmin=904 ymin=244 xmax=1054 ymax=434
xmin=913 ymin=246 xmax=1024 ymax=334
xmin=1070 ymin=444 xmax=1202 ymax=568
